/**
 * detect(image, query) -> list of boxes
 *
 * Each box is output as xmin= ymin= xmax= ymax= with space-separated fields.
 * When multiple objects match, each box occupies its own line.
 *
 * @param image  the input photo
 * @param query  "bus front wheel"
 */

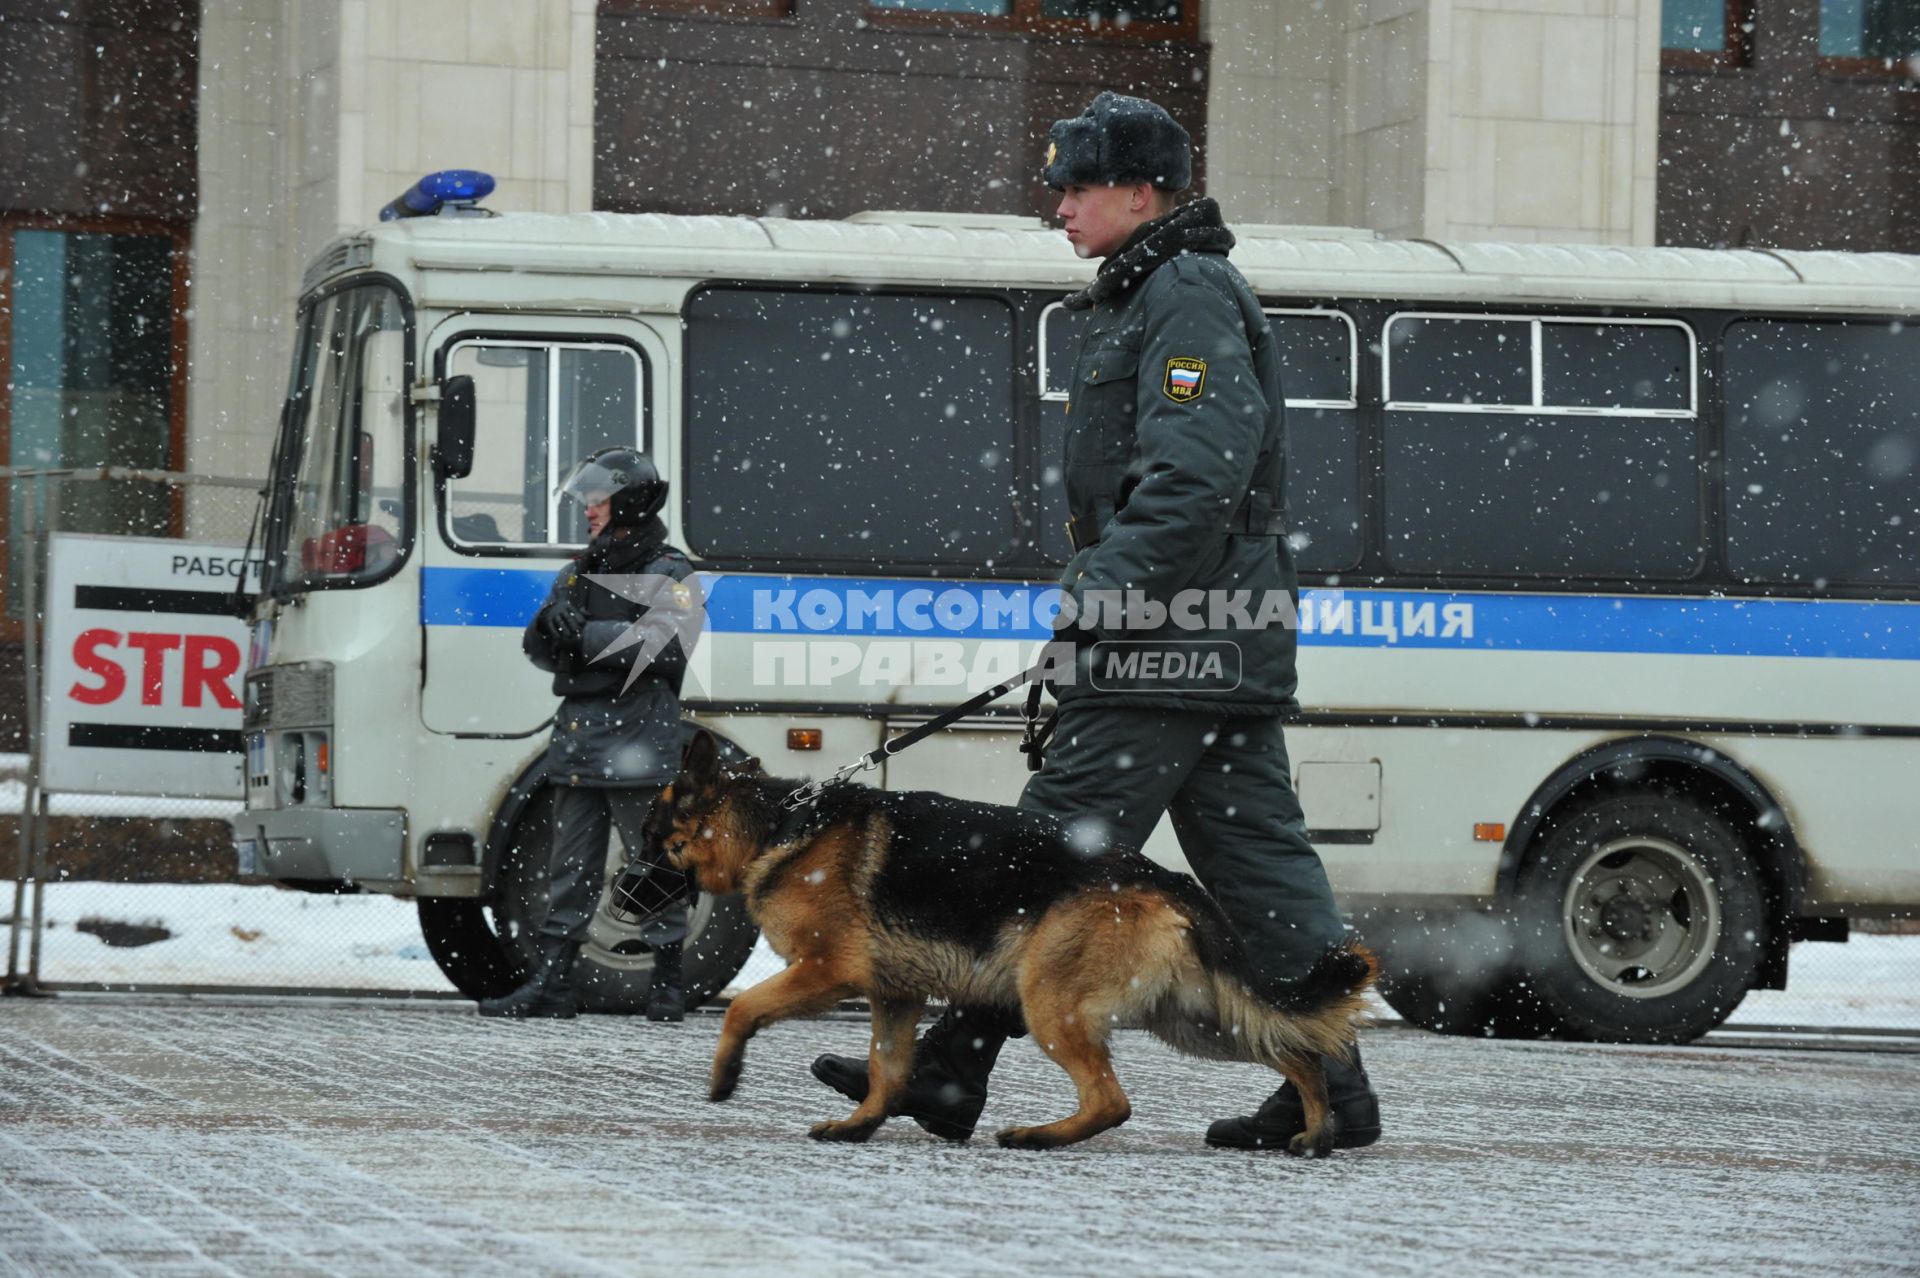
xmin=1511 ymin=791 xmax=1767 ymax=1044
xmin=491 ymin=787 xmax=761 ymax=1013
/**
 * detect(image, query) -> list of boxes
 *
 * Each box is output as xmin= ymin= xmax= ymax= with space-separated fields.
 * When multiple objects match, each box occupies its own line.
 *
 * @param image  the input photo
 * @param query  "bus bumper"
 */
xmin=230 ymin=808 xmax=408 ymax=887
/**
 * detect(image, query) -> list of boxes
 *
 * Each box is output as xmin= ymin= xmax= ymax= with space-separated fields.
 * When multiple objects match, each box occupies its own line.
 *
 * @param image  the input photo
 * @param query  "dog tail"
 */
xmin=1203 ymin=940 xmax=1378 ymax=1063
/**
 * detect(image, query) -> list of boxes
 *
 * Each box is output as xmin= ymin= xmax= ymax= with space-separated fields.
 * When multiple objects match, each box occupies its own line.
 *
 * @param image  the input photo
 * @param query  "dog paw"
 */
xmin=994 ymin=1126 xmax=1049 ymax=1150
xmin=1286 ymin=1130 xmax=1334 ymax=1159
xmin=808 ymin=1118 xmax=878 ymax=1143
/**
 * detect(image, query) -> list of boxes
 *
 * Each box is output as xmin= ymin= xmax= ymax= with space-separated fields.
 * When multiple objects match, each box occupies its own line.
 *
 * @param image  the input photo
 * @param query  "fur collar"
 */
xmin=1064 ymin=197 xmax=1236 ymax=312
xmin=581 ymin=516 xmax=669 ymax=572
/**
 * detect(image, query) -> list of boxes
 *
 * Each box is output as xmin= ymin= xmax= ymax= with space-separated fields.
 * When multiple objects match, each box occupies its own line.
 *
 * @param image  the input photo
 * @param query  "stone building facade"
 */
xmin=1 ymin=0 xmax=1916 ymax=753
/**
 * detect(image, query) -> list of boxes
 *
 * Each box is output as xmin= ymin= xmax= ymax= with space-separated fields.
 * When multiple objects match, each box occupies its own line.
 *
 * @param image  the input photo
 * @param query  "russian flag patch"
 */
xmin=1163 ymin=357 xmax=1207 ymax=402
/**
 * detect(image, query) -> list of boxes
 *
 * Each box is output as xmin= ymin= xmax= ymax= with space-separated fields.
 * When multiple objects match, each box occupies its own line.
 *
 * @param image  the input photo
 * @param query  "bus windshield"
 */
xmin=264 ymin=282 xmax=410 ymax=596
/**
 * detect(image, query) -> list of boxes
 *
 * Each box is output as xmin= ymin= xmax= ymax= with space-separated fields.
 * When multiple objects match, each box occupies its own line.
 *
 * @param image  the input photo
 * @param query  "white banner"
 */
xmin=41 ymin=534 xmax=261 ymax=799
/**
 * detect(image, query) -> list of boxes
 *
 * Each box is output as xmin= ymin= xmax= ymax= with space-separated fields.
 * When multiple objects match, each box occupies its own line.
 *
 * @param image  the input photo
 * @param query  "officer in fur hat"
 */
xmin=478 ymin=447 xmax=704 ymax=1022
xmin=812 ymin=91 xmax=1383 ymax=1151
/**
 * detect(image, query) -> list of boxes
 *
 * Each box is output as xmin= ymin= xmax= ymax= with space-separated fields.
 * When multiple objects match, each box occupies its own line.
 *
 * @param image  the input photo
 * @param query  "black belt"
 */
xmin=1065 ymin=490 xmax=1282 ymax=552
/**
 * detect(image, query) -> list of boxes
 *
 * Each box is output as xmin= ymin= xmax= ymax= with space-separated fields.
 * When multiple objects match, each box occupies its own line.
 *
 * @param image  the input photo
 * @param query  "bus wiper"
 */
xmin=229 ymin=482 xmax=266 ymax=620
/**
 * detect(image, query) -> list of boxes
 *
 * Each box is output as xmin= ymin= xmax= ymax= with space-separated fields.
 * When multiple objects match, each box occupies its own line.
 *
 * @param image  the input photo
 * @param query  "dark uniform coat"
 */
xmin=1054 ymin=197 xmax=1299 ymax=717
xmin=522 ymin=516 xmax=701 ymax=787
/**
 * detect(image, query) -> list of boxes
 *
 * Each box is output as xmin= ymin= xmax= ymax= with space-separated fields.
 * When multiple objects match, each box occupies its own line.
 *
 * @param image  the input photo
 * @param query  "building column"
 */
xmin=188 ymin=0 xmax=598 ymax=479
xmin=1209 ymin=0 xmax=1660 ymax=246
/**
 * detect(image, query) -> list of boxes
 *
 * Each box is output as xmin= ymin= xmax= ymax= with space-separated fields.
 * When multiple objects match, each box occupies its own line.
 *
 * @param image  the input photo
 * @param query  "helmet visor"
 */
xmin=556 ymin=457 xmax=634 ymax=509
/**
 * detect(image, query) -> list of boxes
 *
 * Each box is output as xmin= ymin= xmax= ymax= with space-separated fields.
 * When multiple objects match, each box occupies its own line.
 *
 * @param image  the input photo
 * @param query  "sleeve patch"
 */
xmin=1163 ymin=357 xmax=1207 ymax=402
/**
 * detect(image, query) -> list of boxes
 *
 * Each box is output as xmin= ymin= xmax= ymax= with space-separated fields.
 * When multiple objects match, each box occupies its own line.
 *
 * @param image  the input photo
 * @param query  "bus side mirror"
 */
xmin=433 ymin=374 xmax=476 ymax=480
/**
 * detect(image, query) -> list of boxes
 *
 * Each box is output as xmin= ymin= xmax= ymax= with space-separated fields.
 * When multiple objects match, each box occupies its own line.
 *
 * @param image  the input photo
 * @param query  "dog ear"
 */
xmin=681 ymin=728 xmax=721 ymax=784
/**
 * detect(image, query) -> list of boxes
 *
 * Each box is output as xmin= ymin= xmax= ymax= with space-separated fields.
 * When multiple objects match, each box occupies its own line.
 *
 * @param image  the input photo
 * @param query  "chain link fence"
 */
xmin=2 ymin=469 xmax=457 ymax=997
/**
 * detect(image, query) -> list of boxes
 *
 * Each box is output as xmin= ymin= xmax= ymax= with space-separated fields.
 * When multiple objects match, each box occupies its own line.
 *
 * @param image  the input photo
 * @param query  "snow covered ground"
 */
xmin=2 ymin=997 xmax=1914 ymax=1277
xmin=13 ymin=880 xmax=1920 ymax=1028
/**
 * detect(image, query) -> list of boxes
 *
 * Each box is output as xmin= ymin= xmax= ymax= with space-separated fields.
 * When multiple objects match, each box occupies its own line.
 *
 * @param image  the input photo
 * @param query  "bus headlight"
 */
xmin=276 ymin=731 xmax=331 ymax=806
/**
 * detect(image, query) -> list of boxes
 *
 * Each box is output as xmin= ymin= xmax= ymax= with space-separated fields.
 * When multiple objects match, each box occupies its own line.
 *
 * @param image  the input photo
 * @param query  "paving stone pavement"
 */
xmin=1 ymin=996 xmax=1916 ymax=1278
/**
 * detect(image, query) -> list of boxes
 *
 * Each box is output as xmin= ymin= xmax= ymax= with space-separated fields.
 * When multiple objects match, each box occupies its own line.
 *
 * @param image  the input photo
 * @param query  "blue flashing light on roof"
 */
xmin=378 ymin=170 xmax=497 ymax=222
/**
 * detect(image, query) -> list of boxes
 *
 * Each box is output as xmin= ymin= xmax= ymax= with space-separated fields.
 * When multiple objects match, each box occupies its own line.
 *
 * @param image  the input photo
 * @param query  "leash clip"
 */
xmin=781 ymin=756 xmax=875 ymax=811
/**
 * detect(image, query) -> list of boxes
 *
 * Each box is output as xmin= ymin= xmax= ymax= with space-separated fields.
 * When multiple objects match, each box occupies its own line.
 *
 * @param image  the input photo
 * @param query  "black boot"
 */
xmin=476 ymin=938 xmax=580 ymax=1019
xmin=1204 ymin=1043 xmax=1381 ymax=1150
xmin=645 ymin=941 xmax=685 ymax=1023
xmin=810 ymin=1006 xmax=1012 ymax=1141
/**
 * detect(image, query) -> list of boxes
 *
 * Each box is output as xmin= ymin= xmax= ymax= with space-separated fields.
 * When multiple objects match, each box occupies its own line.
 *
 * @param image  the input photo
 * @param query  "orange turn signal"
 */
xmin=1473 ymin=822 xmax=1506 ymax=842
xmin=787 ymin=728 xmax=823 ymax=751
xmin=316 ymin=741 xmax=330 ymax=774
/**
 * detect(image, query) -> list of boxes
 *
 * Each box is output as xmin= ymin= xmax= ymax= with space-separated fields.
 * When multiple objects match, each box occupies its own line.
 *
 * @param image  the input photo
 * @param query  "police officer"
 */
xmin=812 ymin=92 xmax=1382 ymax=1150
xmin=477 ymin=447 xmax=703 ymax=1021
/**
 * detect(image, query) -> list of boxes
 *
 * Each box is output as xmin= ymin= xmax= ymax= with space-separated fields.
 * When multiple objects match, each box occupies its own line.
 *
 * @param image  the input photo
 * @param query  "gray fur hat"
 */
xmin=1042 ymin=91 xmax=1192 ymax=192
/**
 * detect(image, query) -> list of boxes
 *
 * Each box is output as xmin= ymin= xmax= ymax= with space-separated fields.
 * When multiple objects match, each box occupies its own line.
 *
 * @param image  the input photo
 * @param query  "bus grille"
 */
xmin=245 ymin=664 xmax=333 ymax=730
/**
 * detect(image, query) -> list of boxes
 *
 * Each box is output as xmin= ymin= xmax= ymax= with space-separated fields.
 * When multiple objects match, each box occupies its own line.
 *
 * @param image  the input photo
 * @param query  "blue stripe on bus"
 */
xmin=419 ymin=567 xmax=1918 ymax=661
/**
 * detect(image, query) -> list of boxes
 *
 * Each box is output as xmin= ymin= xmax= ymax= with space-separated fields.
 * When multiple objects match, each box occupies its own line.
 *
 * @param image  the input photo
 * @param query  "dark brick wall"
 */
xmin=595 ymin=2 xmax=1209 ymax=219
xmin=0 ymin=641 xmax=22 ymax=755
xmin=0 ymin=0 xmax=200 ymax=219
xmin=1659 ymin=0 xmax=1920 ymax=251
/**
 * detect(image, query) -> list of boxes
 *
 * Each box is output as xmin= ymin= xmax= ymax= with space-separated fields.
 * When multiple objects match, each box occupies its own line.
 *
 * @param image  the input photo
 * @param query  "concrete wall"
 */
xmin=189 ymin=0 xmax=295 ymax=482
xmin=1424 ymin=0 xmax=1659 ymax=245
xmin=186 ymin=0 xmax=597 ymax=480
xmin=1209 ymin=0 xmax=1659 ymax=246
xmin=1203 ymin=0 xmax=1342 ymax=226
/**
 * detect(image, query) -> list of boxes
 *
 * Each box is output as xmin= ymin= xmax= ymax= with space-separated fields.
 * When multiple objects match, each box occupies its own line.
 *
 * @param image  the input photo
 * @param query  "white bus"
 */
xmin=236 ymin=173 xmax=1920 ymax=1039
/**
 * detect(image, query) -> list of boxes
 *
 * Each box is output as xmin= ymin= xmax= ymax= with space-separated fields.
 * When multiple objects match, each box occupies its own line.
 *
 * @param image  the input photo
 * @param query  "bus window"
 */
xmin=1383 ymin=312 xmax=1701 ymax=579
xmin=685 ymin=287 xmax=1018 ymax=567
xmin=1039 ymin=301 xmax=1088 ymax=400
xmin=1267 ymin=309 xmax=1355 ymax=407
xmin=1725 ymin=319 xmax=1920 ymax=587
xmin=1267 ymin=309 xmax=1362 ymax=574
xmin=1385 ymin=316 xmax=1532 ymax=408
xmin=272 ymin=284 xmax=409 ymax=591
xmin=443 ymin=341 xmax=644 ymax=547
xmin=1542 ymin=321 xmax=1692 ymax=413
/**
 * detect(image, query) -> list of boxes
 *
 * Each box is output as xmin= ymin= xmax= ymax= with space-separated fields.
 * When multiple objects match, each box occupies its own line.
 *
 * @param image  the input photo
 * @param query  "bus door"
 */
xmin=418 ymin=316 xmax=671 ymax=735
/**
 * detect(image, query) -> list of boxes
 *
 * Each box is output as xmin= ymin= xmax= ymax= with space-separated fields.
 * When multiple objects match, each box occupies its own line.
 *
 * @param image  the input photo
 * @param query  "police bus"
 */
xmin=236 ymin=170 xmax=1920 ymax=1038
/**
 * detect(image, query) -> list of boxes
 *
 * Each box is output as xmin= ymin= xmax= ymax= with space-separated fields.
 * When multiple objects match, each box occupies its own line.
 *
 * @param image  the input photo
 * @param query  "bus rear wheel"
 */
xmin=491 ymin=787 xmax=761 ymax=1013
xmin=1511 ymin=792 xmax=1766 ymax=1044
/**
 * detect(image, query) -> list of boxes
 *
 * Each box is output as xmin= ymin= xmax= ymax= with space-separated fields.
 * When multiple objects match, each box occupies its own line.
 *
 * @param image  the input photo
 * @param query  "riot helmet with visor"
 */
xmin=558 ymin=447 xmax=668 ymax=531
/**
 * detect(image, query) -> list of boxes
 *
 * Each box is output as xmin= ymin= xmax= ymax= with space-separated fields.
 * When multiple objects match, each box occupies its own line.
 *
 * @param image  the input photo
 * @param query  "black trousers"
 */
xmin=542 ymin=785 xmax=686 ymax=947
xmin=1017 ymin=706 xmax=1345 ymax=998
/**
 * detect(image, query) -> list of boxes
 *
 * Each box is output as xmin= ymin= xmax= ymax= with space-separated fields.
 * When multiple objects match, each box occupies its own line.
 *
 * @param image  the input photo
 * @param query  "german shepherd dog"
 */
xmin=653 ymin=730 xmax=1377 ymax=1155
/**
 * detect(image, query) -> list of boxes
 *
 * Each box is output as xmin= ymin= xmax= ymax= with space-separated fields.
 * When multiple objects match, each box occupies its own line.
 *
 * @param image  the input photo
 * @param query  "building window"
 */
xmin=1662 ymin=0 xmax=1752 ymax=67
xmin=1820 ymin=0 xmax=1920 ymax=67
xmin=867 ymin=0 xmax=1196 ymax=38
xmin=2 ymin=218 xmax=188 ymax=627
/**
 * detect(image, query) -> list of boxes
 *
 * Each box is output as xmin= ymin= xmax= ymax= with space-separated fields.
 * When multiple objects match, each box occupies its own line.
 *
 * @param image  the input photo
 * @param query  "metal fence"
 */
xmin=0 ymin=468 xmax=1910 ymax=1028
xmin=1 ymin=469 xmax=444 ymax=997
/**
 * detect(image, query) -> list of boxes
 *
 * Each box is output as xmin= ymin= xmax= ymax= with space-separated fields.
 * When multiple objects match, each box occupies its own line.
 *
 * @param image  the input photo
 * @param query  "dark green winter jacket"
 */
xmin=523 ymin=517 xmax=703 ymax=786
xmin=1053 ymin=198 xmax=1300 ymax=716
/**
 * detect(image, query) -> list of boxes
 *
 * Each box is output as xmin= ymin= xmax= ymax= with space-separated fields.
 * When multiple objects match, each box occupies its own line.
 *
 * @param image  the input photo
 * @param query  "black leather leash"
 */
xmin=780 ymin=655 xmax=1060 ymax=811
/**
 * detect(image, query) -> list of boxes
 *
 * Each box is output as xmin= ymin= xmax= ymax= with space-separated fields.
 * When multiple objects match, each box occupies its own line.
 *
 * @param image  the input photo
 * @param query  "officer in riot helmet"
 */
xmin=477 ymin=446 xmax=705 ymax=1021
